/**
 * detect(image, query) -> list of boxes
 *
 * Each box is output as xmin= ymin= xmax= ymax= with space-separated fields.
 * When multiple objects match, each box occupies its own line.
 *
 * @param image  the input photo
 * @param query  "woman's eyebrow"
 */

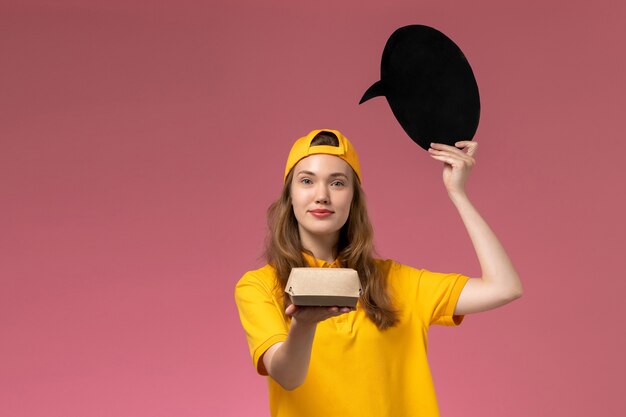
xmin=297 ymin=171 xmax=349 ymax=178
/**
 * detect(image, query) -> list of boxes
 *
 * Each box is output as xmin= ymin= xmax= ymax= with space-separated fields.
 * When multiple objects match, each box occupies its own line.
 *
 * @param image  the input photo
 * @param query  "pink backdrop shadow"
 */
xmin=1 ymin=0 xmax=624 ymax=416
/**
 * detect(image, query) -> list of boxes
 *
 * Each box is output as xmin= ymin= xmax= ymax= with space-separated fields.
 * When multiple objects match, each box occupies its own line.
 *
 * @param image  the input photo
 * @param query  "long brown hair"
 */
xmin=264 ymin=133 xmax=399 ymax=330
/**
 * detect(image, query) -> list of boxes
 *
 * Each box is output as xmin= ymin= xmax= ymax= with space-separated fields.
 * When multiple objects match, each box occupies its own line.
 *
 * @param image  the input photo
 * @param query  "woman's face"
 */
xmin=290 ymin=154 xmax=355 ymax=243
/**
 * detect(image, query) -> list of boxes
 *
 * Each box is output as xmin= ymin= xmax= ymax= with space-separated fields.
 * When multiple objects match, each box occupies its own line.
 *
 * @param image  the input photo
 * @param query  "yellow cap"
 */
xmin=284 ymin=129 xmax=362 ymax=183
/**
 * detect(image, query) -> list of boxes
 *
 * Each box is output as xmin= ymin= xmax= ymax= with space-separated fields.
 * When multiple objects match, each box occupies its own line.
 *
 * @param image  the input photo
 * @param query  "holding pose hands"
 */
xmin=427 ymin=140 xmax=523 ymax=316
xmin=428 ymin=141 xmax=478 ymax=196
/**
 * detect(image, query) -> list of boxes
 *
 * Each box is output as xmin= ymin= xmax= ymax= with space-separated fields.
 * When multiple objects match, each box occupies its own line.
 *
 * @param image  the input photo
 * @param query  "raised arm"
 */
xmin=262 ymin=305 xmax=353 ymax=390
xmin=428 ymin=141 xmax=523 ymax=315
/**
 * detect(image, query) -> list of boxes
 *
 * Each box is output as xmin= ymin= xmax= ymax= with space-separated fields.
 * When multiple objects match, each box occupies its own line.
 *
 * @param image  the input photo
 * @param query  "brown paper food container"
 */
xmin=285 ymin=268 xmax=362 ymax=307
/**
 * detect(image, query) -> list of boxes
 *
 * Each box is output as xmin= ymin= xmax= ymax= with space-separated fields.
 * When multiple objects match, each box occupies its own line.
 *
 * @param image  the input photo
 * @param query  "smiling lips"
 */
xmin=309 ymin=209 xmax=334 ymax=218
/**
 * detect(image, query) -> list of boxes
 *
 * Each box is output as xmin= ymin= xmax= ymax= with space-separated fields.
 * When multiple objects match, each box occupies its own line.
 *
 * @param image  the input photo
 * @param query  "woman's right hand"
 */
xmin=285 ymin=304 xmax=354 ymax=325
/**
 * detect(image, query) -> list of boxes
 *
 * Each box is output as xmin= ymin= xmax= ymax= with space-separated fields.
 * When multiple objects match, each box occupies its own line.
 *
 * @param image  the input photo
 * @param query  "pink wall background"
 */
xmin=2 ymin=0 xmax=625 ymax=416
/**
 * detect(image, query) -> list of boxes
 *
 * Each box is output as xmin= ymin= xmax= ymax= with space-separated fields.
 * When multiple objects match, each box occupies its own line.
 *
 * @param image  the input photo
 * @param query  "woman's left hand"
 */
xmin=428 ymin=141 xmax=479 ymax=196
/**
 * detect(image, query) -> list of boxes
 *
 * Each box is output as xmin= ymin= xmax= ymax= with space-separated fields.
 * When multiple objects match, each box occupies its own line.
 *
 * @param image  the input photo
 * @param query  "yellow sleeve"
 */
xmin=415 ymin=268 xmax=469 ymax=326
xmin=384 ymin=261 xmax=469 ymax=327
xmin=234 ymin=269 xmax=289 ymax=375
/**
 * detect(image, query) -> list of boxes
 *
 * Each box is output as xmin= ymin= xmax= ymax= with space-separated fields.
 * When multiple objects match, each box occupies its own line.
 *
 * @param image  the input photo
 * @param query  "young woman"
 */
xmin=235 ymin=129 xmax=522 ymax=417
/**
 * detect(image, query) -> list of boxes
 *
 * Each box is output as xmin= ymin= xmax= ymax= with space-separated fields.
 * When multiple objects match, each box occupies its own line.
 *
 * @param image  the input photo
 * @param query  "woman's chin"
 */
xmin=301 ymin=225 xmax=341 ymax=238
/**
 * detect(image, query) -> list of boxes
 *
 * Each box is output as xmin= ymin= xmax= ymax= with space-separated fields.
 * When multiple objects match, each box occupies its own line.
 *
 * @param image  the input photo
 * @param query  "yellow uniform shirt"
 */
xmin=235 ymin=254 xmax=469 ymax=417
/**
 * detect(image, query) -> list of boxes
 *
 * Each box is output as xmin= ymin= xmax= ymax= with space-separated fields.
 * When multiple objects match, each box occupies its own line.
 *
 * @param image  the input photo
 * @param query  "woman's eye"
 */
xmin=331 ymin=181 xmax=345 ymax=187
xmin=301 ymin=178 xmax=312 ymax=184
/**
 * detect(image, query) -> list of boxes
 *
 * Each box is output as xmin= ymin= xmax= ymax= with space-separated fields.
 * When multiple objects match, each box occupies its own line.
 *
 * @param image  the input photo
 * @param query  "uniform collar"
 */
xmin=302 ymin=251 xmax=341 ymax=268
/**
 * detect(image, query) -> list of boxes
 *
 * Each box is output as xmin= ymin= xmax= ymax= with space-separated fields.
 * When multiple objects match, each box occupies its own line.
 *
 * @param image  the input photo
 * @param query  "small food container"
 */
xmin=285 ymin=268 xmax=362 ymax=308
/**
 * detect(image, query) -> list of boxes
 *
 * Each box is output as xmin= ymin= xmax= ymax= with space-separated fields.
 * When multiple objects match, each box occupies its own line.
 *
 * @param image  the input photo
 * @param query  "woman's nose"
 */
xmin=315 ymin=186 xmax=329 ymax=204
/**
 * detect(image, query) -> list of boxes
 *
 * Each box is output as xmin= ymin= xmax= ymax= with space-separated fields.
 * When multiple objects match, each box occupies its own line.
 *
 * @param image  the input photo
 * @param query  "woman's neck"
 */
xmin=299 ymin=229 xmax=339 ymax=263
